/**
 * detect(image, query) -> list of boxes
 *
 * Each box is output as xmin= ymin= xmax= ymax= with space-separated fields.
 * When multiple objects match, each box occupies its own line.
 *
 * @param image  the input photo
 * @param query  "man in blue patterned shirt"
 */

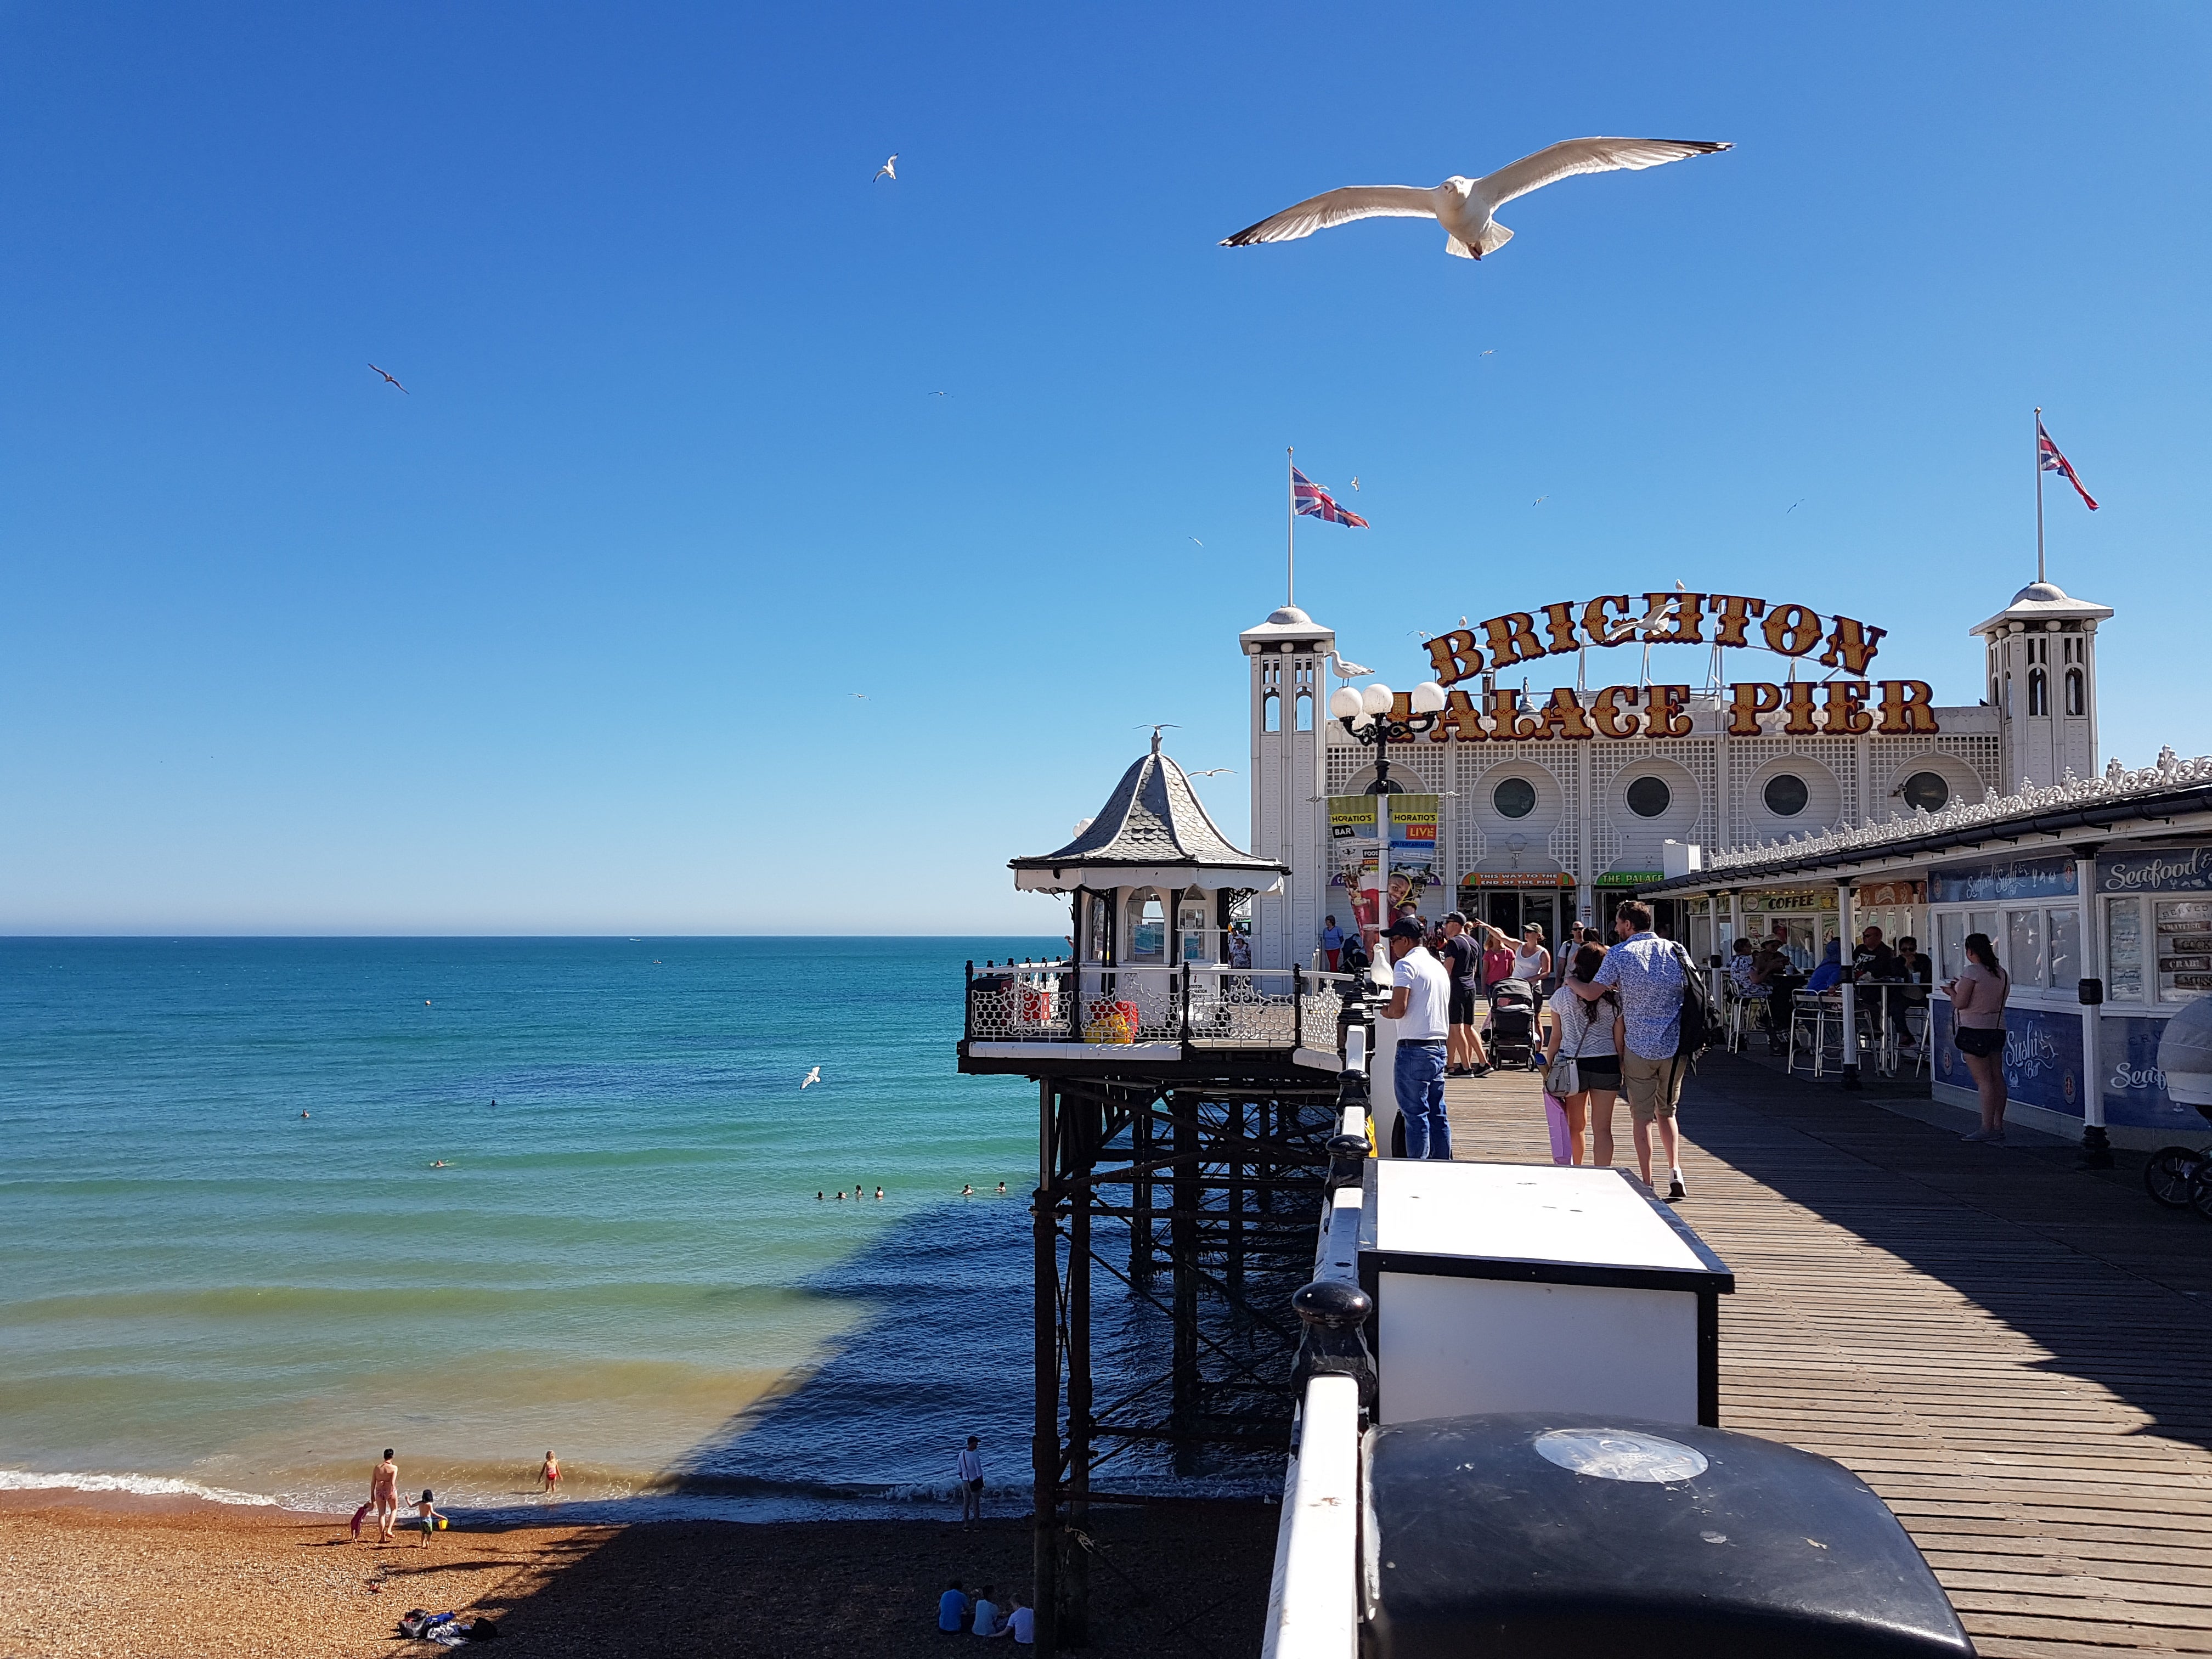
xmin=1565 ymin=900 xmax=1689 ymax=1199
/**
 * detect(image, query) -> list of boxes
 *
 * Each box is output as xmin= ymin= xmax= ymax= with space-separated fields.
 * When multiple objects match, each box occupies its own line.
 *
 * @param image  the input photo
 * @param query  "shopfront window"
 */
xmin=1936 ymin=912 xmax=1966 ymax=983
xmin=2007 ymin=909 xmax=2044 ymax=988
xmin=2046 ymin=907 xmax=2079 ymax=994
xmin=2157 ymin=898 xmax=2212 ymax=1003
xmin=2107 ymin=898 xmax=2143 ymax=1001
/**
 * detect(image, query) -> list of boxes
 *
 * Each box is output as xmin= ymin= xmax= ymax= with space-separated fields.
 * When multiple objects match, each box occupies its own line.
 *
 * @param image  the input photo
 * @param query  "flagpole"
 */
xmin=2034 ymin=406 xmax=2046 ymax=585
xmin=1286 ymin=446 xmax=1295 ymax=607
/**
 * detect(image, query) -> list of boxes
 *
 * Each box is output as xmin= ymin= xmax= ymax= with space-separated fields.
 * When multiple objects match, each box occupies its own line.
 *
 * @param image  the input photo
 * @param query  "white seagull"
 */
xmin=874 ymin=154 xmax=898 ymax=182
xmin=1187 ymin=768 xmax=1237 ymax=777
xmin=1220 ymin=137 xmax=1731 ymax=261
xmin=1325 ymin=650 xmax=1373 ymax=679
xmin=802 ymin=1066 xmax=822 ymax=1089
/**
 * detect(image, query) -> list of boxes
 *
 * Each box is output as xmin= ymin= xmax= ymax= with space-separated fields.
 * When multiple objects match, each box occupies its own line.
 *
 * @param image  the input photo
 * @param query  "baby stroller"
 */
xmin=1483 ymin=977 xmax=1541 ymax=1070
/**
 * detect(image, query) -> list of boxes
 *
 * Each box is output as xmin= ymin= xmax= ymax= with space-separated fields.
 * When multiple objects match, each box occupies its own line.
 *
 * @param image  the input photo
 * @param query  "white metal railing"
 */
xmin=964 ymin=963 xmax=1358 ymax=1051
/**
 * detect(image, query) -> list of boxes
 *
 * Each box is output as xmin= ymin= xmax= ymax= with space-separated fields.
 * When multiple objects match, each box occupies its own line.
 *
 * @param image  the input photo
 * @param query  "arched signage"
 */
xmin=1414 ymin=592 xmax=1938 ymax=742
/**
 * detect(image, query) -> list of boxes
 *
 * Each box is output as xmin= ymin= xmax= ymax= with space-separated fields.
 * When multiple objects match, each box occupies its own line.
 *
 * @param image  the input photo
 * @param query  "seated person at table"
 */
xmin=1728 ymin=938 xmax=1765 ymax=999
xmin=1853 ymin=926 xmax=1899 ymax=980
xmin=1806 ymin=939 xmax=1845 ymax=993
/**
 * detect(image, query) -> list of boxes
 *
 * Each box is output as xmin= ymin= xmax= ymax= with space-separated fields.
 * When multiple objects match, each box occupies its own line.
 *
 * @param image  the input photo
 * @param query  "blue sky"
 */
xmin=3 ymin=2 xmax=2206 ymax=934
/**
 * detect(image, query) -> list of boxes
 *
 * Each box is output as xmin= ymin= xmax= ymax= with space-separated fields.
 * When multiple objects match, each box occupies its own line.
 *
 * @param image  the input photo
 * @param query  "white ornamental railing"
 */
xmin=1701 ymin=748 xmax=2212 ymax=875
xmin=964 ymin=962 xmax=1355 ymax=1052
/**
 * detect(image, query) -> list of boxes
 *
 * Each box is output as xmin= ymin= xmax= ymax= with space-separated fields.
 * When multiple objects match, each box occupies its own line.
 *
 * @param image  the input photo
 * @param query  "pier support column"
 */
xmin=1033 ymin=1080 xmax=1060 ymax=1656
xmin=1170 ymin=1092 xmax=1199 ymax=1442
xmin=1227 ymin=1098 xmax=1246 ymax=1288
xmin=1065 ymin=1173 xmax=1092 ymax=1647
xmin=1131 ymin=1106 xmax=1153 ymax=1277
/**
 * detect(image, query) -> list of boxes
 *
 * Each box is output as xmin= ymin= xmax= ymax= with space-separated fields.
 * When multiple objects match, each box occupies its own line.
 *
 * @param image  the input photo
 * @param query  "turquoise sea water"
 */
xmin=0 ymin=937 xmax=1068 ymax=1519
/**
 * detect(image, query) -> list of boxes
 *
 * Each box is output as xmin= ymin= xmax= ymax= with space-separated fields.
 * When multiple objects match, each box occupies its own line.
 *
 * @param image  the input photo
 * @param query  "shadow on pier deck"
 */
xmin=1446 ymin=1053 xmax=2212 ymax=1657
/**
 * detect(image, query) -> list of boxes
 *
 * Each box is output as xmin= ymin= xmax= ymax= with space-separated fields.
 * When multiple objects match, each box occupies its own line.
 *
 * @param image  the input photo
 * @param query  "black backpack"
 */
xmin=1670 ymin=944 xmax=1720 ymax=1060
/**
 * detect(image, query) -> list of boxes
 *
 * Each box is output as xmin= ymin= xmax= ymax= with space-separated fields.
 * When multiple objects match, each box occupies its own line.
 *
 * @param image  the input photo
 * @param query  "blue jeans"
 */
xmin=1394 ymin=1041 xmax=1451 ymax=1160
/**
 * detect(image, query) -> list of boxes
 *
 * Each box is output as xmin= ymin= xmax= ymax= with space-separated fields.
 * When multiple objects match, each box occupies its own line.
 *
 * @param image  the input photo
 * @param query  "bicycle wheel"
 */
xmin=2146 ymin=1147 xmax=2202 ymax=1209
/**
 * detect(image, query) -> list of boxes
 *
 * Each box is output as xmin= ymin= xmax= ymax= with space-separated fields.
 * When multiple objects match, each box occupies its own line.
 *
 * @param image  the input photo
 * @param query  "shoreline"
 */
xmin=0 ymin=1488 xmax=1276 ymax=1658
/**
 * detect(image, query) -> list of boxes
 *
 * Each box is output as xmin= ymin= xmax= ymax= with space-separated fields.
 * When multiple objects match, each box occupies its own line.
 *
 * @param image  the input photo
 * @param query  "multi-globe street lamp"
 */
xmin=1326 ymin=676 xmax=1448 ymax=951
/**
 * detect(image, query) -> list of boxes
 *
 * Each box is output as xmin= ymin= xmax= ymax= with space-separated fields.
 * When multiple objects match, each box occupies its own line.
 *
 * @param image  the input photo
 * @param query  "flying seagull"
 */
xmin=850 ymin=692 xmax=869 ymax=699
xmin=1188 ymin=768 xmax=1237 ymax=777
xmin=1220 ymin=137 xmax=1731 ymax=261
xmin=1348 ymin=476 xmax=1360 ymax=491
xmin=802 ymin=1066 xmax=822 ymax=1089
xmin=369 ymin=364 xmax=408 ymax=393
xmin=874 ymin=154 xmax=898 ymax=182
xmin=1533 ymin=496 xmax=1549 ymax=506
xmin=1787 ymin=499 xmax=1806 ymax=514
xmin=1325 ymin=650 xmax=1373 ymax=679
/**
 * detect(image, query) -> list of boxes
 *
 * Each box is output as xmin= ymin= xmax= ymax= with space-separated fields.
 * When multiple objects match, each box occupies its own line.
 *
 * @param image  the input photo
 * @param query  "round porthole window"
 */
xmin=1492 ymin=777 xmax=1537 ymax=819
xmin=1624 ymin=776 xmax=1672 ymax=819
xmin=1903 ymin=771 xmax=1949 ymax=812
xmin=1762 ymin=774 xmax=1809 ymax=818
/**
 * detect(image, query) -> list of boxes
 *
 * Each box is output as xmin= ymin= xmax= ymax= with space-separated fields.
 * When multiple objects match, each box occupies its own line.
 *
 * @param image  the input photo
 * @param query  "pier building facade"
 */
xmin=1244 ymin=578 xmax=2111 ymax=972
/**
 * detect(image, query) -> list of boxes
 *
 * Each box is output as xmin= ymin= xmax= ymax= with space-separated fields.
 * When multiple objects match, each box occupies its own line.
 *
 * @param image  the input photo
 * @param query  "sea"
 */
xmin=0 ymin=936 xmax=1114 ymax=1522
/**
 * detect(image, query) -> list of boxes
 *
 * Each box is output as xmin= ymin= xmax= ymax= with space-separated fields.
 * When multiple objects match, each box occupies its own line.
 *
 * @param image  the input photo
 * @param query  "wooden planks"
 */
xmin=1439 ymin=1054 xmax=2212 ymax=1656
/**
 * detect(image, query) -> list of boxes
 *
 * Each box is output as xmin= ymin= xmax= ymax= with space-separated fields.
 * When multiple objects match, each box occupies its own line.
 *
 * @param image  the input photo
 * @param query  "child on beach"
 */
xmin=540 ymin=1452 xmax=560 ymax=1494
xmin=414 ymin=1489 xmax=445 ymax=1545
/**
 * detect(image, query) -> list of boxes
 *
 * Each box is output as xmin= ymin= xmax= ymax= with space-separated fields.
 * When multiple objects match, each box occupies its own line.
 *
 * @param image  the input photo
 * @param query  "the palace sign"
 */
xmin=1414 ymin=591 xmax=1939 ymax=741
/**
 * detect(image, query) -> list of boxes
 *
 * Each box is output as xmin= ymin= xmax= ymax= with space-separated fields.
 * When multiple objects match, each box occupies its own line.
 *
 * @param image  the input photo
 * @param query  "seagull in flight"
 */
xmin=1189 ymin=537 xmax=1203 ymax=546
xmin=1188 ymin=768 xmax=1237 ymax=777
xmin=1787 ymin=499 xmax=1806 ymax=514
xmin=1325 ymin=650 xmax=1372 ymax=679
xmin=369 ymin=364 xmax=408 ymax=394
xmin=850 ymin=692 xmax=869 ymax=700
xmin=1348 ymin=477 xmax=1360 ymax=491
xmin=802 ymin=1066 xmax=822 ymax=1089
xmin=1533 ymin=496 xmax=1549 ymax=507
xmin=1220 ymin=137 xmax=1731 ymax=261
xmin=874 ymin=154 xmax=898 ymax=182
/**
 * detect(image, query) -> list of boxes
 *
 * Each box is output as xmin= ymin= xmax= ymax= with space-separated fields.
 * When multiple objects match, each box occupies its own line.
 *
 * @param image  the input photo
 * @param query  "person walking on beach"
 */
xmin=956 ymin=1435 xmax=985 ymax=1526
xmin=370 ymin=1449 xmax=399 ymax=1544
xmin=1384 ymin=918 xmax=1452 ymax=1160
xmin=414 ymin=1488 xmax=445 ymax=1545
xmin=1565 ymin=901 xmax=1690 ymax=1198
xmin=1944 ymin=932 xmax=2011 ymax=1143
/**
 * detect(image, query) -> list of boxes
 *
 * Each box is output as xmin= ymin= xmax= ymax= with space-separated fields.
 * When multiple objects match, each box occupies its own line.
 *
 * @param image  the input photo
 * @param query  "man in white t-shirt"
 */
xmin=956 ymin=1435 xmax=984 ymax=1525
xmin=989 ymin=1596 xmax=1035 ymax=1644
xmin=1385 ymin=917 xmax=1453 ymax=1160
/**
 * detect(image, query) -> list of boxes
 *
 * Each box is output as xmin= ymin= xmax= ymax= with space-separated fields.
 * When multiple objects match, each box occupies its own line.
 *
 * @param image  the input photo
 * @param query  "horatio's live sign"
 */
xmin=1413 ymin=592 xmax=1939 ymax=742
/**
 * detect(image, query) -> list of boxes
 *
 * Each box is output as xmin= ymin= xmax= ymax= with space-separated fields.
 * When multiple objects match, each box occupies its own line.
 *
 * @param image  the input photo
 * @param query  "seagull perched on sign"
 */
xmin=874 ymin=154 xmax=898 ymax=182
xmin=1220 ymin=137 xmax=1731 ymax=261
xmin=1325 ymin=650 xmax=1373 ymax=679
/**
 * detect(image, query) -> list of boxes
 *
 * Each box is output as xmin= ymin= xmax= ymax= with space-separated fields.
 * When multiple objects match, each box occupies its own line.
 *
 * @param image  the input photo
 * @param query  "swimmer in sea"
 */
xmin=996 ymin=1182 xmax=1007 ymax=1195
xmin=301 ymin=1110 xmax=311 ymax=1119
xmin=836 ymin=1189 xmax=845 ymax=1200
xmin=816 ymin=1191 xmax=824 ymax=1201
xmin=875 ymin=1187 xmax=884 ymax=1200
xmin=428 ymin=1160 xmax=449 ymax=1169
xmin=961 ymin=1184 xmax=974 ymax=1197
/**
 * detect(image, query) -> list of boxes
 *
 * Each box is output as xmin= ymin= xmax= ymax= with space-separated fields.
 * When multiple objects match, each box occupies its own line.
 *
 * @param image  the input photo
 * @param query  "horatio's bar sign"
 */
xmin=1415 ymin=592 xmax=1939 ymax=742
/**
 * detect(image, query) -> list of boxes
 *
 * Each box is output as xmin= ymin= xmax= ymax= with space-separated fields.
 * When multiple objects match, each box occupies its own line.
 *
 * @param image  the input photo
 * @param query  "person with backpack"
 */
xmin=1561 ymin=899 xmax=1709 ymax=1198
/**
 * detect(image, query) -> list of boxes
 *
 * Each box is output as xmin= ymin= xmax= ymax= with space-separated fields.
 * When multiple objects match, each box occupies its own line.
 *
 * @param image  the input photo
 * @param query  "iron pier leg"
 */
xmin=1228 ymin=1097 xmax=1246 ymax=1287
xmin=1171 ymin=1092 xmax=1199 ymax=1454
xmin=1131 ymin=1106 xmax=1153 ymax=1277
xmin=1065 ymin=1164 xmax=1093 ymax=1647
xmin=1034 ymin=1080 xmax=1060 ymax=1656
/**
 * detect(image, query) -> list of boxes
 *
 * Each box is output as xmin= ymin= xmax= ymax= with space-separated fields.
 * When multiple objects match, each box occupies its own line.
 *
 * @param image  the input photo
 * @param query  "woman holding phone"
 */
xmin=1943 ymin=932 xmax=2011 ymax=1143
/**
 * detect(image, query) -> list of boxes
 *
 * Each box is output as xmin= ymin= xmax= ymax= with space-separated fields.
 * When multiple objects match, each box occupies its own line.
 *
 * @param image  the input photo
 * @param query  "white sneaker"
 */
xmin=1667 ymin=1170 xmax=1687 ymax=1200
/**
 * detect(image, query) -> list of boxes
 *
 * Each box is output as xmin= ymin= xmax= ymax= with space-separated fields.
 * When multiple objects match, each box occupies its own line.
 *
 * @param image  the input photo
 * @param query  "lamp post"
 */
xmin=1328 ymin=678 xmax=1448 ymax=946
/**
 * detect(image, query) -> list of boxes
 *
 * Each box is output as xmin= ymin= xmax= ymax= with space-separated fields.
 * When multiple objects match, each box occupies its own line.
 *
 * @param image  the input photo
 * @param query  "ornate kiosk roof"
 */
xmin=1009 ymin=735 xmax=1288 ymax=894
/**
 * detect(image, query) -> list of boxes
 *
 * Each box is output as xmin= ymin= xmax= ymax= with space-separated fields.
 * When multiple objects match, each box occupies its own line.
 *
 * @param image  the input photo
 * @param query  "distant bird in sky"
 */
xmin=874 ymin=154 xmax=898 ymax=182
xmin=850 ymin=692 xmax=869 ymax=699
xmin=1787 ymin=499 xmax=1806 ymax=514
xmin=929 ymin=390 xmax=947 ymax=397
xmin=1533 ymin=496 xmax=1549 ymax=507
xmin=1189 ymin=536 xmax=1204 ymax=546
xmin=802 ymin=1066 xmax=822 ymax=1089
xmin=1325 ymin=650 xmax=1373 ymax=679
xmin=1188 ymin=768 xmax=1237 ymax=777
xmin=1480 ymin=349 xmax=1496 ymax=357
xmin=1220 ymin=137 xmax=1731 ymax=261
xmin=1348 ymin=477 xmax=1361 ymax=491
xmin=369 ymin=364 xmax=408 ymax=394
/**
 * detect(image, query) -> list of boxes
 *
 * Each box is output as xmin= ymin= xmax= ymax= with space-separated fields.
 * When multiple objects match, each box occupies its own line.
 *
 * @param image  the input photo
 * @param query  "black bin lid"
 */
xmin=1366 ymin=1413 xmax=1971 ymax=1659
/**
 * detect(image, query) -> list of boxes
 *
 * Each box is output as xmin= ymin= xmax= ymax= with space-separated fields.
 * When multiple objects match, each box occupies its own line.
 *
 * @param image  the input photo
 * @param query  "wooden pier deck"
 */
xmin=1441 ymin=1053 xmax=2212 ymax=1657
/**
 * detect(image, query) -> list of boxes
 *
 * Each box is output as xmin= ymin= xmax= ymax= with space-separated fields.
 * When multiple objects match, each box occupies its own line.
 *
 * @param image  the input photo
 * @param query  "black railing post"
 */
xmin=1294 ymin=964 xmax=1306 ymax=1049
xmin=1062 ymin=965 xmax=1077 ymax=1042
xmin=964 ymin=960 xmax=974 ymax=1041
xmin=1180 ymin=966 xmax=1192 ymax=1046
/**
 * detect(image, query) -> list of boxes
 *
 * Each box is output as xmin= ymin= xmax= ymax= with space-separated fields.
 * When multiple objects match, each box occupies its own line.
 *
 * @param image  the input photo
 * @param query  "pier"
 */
xmin=1389 ymin=1057 xmax=2212 ymax=1657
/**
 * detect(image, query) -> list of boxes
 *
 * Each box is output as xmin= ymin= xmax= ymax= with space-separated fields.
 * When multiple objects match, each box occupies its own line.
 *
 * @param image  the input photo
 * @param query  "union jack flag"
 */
xmin=1293 ymin=467 xmax=1368 ymax=528
xmin=2038 ymin=420 xmax=2098 ymax=511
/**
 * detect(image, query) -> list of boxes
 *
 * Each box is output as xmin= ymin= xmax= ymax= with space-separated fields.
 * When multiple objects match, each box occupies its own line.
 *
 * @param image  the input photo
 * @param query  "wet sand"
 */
xmin=0 ymin=1492 xmax=1277 ymax=1658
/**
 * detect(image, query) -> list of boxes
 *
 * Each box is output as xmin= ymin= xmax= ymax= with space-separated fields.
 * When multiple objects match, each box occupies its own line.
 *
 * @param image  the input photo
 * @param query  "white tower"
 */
xmin=1970 ymin=580 xmax=2113 ymax=792
xmin=1240 ymin=605 xmax=1333 ymax=969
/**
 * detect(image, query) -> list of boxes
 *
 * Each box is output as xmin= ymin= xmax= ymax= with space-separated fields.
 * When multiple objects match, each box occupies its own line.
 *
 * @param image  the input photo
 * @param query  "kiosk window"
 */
xmin=2008 ymin=910 xmax=2044 ymax=989
xmin=2107 ymin=899 xmax=2143 ymax=1001
xmin=2157 ymin=898 xmax=2212 ymax=1001
xmin=1492 ymin=777 xmax=1536 ymax=819
xmin=2046 ymin=907 xmax=2079 ymax=994
xmin=1936 ymin=912 xmax=1966 ymax=983
xmin=1624 ymin=776 xmax=1672 ymax=818
xmin=1762 ymin=774 xmax=1809 ymax=817
xmin=1902 ymin=771 xmax=1949 ymax=813
xmin=1128 ymin=893 xmax=1166 ymax=962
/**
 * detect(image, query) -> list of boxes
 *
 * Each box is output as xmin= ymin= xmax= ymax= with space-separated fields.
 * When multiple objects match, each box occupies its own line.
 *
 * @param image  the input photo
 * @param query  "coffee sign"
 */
xmin=1417 ymin=592 xmax=1937 ymax=742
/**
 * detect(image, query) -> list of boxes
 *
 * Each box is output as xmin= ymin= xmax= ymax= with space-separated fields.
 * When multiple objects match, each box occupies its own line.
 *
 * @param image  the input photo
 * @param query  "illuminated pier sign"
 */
xmin=1415 ymin=592 xmax=1939 ymax=742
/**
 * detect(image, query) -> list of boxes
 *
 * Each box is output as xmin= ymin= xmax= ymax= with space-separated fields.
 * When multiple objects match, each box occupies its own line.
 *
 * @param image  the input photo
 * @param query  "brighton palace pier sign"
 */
xmin=1410 ymin=591 xmax=1939 ymax=742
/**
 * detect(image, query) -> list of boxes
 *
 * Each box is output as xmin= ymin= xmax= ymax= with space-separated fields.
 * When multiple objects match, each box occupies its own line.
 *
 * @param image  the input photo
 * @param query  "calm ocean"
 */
xmin=0 ymin=936 xmax=1086 ymax=1521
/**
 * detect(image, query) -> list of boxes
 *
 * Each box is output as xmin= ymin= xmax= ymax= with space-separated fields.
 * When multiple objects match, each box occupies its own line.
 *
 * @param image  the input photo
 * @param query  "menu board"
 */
xmin=2107 ymin=901 xmax=2143 ymax=1001
xmin=2158 ymin=898 xmax=2212 ymax=997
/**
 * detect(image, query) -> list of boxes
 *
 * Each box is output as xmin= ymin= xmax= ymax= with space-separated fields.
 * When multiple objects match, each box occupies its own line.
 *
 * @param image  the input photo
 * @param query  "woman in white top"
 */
xmin=1511 ymin=926 xmax=1551 ymax=989
xmin=1542 ymin=944 xmax=1624 ymax=1167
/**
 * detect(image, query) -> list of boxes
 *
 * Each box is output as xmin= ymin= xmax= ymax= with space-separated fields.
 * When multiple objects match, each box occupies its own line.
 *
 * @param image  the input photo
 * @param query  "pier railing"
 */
xmin=963 ymin=960 xmax=1355 ymax=1055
